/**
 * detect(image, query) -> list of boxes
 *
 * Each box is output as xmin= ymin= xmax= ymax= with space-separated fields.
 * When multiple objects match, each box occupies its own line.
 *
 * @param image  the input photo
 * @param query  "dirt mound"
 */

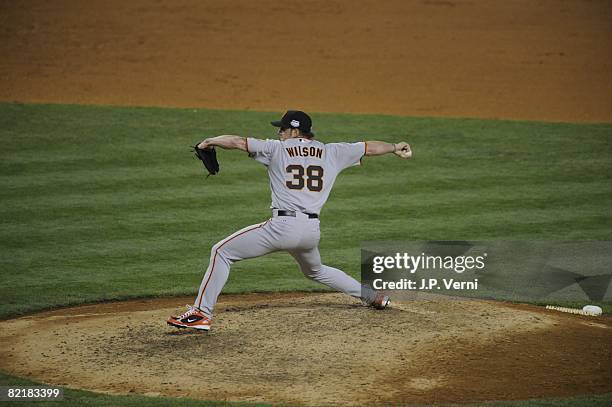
xmin=1 ymin=293 xmax=610 ymax=405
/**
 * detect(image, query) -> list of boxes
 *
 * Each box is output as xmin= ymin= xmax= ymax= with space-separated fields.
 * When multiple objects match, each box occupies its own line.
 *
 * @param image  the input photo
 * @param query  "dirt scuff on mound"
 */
xmin=1 ymin=293 xmax=610 ymax=405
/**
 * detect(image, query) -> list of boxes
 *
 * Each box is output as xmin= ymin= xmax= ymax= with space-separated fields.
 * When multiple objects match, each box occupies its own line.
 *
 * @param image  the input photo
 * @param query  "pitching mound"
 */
xmin=0 ymin=293 xmax=610 ymax=405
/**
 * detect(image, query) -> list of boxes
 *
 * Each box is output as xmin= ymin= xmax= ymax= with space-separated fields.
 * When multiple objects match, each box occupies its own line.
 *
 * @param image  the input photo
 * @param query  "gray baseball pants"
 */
xmin=194 ymin=211 xmax=374 ymax=317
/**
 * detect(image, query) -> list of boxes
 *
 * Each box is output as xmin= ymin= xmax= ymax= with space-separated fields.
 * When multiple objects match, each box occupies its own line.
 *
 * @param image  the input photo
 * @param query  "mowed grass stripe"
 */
xmin=3 ymin=187 xmax=608 ymax=243
xmin=2 ymin=184 xmax=608 ymax=246
xmin=4 ymin=178 xmax=607 ymax=219
xmin=2 ymin=153 xmax=609 ymax=195
xmin=0 ymin=103 xmax=610 ymax=318
xmin=3 ymin=209 xmax=607 ymax=280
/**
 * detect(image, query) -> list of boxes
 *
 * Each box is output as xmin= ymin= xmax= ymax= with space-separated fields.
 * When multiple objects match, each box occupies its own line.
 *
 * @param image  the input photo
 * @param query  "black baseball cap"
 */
xmin=271 ymin=110 xmax=314 ymax=137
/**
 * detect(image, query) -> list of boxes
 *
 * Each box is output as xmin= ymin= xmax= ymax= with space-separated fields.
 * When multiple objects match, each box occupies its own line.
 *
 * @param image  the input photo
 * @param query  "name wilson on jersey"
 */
xmin=286 ymin=146 xmax=323 ymax=159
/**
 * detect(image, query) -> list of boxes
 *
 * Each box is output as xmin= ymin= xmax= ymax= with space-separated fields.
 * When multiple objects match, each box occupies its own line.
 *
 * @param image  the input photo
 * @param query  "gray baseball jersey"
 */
xmin=194 ymin=137 xmax=377 ymax=317
xmin=247 ymin=137 xmax=365 ymax=214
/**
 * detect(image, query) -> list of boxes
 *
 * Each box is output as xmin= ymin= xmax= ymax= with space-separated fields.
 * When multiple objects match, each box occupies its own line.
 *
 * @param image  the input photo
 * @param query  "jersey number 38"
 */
xmin=286 ymin=165 xmax=324 ymax=192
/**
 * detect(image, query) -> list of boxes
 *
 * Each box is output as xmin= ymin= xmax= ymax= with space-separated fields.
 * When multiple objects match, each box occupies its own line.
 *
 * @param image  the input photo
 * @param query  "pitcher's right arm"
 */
xmin=365 ymin=141 xmax=412 ymax=159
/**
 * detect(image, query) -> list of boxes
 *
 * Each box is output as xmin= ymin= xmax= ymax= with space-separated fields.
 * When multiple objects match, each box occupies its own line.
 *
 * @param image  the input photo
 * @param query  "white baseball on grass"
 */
xmin=582 ymin=305 xmax=603 ymax=316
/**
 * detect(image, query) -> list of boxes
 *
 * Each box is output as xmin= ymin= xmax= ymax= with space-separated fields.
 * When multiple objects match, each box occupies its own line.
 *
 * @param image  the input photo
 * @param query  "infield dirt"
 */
xmin=1 ymin=293 xmax=611 ymax=405
xmin=1 ymin=0 xmax=611 ymax=122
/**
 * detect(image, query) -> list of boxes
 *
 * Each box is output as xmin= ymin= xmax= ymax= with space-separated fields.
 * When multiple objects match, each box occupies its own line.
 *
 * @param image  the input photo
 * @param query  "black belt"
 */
xmin=276 ymin=210 xmax=319 ymax=219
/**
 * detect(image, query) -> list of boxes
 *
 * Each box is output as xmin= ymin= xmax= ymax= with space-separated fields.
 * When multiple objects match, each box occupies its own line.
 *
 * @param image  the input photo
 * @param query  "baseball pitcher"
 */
xmin=168 ymin=110 xmax=413 ymax=330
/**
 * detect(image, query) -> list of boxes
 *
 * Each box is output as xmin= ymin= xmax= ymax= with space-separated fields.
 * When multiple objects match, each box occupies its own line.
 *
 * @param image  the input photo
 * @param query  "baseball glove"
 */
xmin=193 ymin=144 xmax=220 ymax=176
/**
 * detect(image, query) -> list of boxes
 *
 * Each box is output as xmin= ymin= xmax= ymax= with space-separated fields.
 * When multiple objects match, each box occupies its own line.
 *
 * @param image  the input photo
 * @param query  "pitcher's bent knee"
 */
xmin=210 ymin=242 xmax=235 ymax=265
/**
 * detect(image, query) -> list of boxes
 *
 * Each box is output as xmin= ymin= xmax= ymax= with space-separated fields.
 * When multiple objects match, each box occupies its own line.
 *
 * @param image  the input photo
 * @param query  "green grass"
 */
xmin=1 ymin=103 xmax=611 ymax=318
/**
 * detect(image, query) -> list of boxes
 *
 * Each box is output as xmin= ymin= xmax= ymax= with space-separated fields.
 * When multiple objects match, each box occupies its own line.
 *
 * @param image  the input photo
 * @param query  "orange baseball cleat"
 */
xmin=167 ymin=305 xmax=212 ymax=331
xmin=371 ymin=293 xmax=391 ymax=309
